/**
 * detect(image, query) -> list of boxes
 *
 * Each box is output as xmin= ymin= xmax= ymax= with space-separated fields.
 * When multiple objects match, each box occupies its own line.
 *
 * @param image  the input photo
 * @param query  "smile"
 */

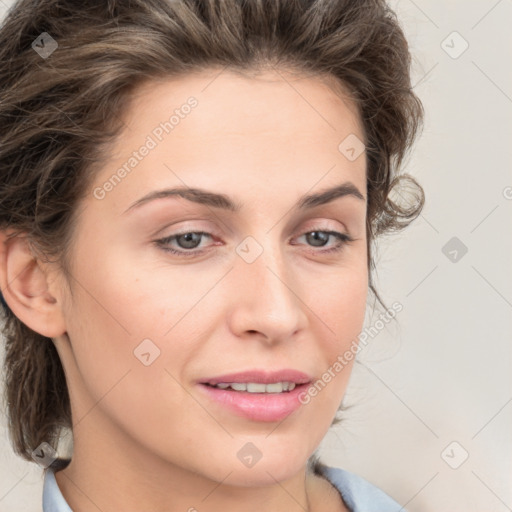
xmin=198 ymin=369 xmax=312 ymax=422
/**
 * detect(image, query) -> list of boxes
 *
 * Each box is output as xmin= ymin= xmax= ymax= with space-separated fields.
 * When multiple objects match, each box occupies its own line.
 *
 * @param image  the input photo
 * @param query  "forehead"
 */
xmin=91 ymin=68 xmax=366 ymax=207
xmin=126 ymin=67 xmax=363 ymax=137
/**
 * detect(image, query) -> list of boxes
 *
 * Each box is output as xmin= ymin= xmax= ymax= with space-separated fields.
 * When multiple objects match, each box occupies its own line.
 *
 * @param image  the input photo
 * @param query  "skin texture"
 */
xmin=0 ymin=68 xmax=368 ymax=512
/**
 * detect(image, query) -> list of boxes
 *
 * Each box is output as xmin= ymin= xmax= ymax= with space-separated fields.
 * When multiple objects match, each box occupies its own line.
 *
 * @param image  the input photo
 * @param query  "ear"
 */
xmin=0 ymin=230 xmax=67 ymax=338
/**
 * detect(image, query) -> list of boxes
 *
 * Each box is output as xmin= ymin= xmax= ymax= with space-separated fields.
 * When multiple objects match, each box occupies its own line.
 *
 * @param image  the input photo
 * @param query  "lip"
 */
xmin=197 ymin=369 xmax=313 ymax=423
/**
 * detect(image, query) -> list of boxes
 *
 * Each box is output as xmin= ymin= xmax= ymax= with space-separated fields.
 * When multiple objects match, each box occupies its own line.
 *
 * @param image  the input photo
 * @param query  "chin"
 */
xmin=222 ymin=458 xmax=309 ymax=488
xmin=213 ymin=434 xmax=315 ymax=487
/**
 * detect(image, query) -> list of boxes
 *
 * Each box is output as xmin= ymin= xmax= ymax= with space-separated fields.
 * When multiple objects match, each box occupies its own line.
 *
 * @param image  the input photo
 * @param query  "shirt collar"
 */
xmin=42 ymin=469 xmax=73 ymax=512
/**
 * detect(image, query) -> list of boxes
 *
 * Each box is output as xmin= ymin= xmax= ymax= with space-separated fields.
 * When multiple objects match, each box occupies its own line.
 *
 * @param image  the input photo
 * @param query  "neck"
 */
xmin=55 ymin=415 xmax=322 ymax=512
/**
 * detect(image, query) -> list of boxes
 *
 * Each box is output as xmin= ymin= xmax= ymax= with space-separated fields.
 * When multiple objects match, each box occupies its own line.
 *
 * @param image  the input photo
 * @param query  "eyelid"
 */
xmin=151 ymin=218 xmax=223 ymax=239
xmin=154 ymin=220 xmax=349 ymax=243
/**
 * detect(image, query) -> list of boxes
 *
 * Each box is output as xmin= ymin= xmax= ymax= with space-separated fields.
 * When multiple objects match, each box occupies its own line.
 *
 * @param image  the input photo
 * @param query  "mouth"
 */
xmin=197 ymin=369 xmax=312 ymax=422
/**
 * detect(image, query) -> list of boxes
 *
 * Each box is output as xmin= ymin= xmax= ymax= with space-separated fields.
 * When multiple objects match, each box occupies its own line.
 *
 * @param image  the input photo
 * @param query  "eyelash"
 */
xmin=155 ymin=229 xmax=354 ymax=257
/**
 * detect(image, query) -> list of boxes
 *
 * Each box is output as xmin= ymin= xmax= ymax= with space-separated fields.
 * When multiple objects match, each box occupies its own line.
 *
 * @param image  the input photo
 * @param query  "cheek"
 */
xmin=310 ymin=260 xmax=368 ymax=395
xmin=61 ymin=247 xmax=210 ymax=419
xmin=63 ymin=286 xmax=196 ymax=451
xmin=315 ymin=260 xmax=368 ymax=341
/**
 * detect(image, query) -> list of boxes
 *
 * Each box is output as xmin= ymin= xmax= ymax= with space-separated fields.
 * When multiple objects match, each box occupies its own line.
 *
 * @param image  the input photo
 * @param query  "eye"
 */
xmin=155 ymin=228 xmax=354 ymax=258
xmin=155 ymin=231 xmax=215 ymax=256
xmin=293 ymin=230 xmax=353 ymax=254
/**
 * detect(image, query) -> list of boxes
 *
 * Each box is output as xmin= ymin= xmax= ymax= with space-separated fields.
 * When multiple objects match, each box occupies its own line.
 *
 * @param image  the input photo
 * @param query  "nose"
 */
xmin=226 ymin=243 xmax=309 ymax=344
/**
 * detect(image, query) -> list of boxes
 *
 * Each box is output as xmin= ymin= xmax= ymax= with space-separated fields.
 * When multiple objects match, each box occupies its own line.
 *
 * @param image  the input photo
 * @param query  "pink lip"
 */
xmin=197 ymin=369 xmax=313 ymax=423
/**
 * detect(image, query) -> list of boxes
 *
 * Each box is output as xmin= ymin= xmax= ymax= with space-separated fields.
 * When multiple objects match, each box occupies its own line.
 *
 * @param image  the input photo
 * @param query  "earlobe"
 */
xmin=0 ymin=230 xmax=67 ymax=338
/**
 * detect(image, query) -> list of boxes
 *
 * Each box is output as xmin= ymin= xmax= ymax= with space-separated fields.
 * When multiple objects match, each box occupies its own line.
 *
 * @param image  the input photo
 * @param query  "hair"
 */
xmin=0 ymin=0 xmax=424 ymax=467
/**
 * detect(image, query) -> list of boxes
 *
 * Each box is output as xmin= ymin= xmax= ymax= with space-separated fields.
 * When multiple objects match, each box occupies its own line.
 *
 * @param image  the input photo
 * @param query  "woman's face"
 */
xmin=52 ymin=68 xmax=368 ymax=485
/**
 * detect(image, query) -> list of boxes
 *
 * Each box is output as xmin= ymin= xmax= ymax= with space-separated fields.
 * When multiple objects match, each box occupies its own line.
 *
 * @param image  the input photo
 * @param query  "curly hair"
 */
xmin=0 ymin=0 xmax=423 ymax=466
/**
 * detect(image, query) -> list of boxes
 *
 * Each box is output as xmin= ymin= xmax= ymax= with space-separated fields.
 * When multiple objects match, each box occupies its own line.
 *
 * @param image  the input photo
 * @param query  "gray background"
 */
xmin=1 ymin=0 xmax=511 ymax=510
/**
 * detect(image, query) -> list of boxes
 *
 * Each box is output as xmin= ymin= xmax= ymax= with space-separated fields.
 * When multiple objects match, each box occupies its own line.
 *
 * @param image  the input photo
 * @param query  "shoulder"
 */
xmin=317 ymin=464 xmax=406 ymax=512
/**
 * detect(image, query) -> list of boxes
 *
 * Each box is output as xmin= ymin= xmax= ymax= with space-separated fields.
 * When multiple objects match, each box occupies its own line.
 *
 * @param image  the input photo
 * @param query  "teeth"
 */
xmin=211 ymin=381 xmax=298 ymax=393
xmin=247 ymin=383 xmax=267 ymax=393
xmin=265 ymin=382 xmax=283 ymax=393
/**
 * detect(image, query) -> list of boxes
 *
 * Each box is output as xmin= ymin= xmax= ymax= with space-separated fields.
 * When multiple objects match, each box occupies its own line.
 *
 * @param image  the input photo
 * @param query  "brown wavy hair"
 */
xmin=0 ymin=0 xmax=424 ymax=466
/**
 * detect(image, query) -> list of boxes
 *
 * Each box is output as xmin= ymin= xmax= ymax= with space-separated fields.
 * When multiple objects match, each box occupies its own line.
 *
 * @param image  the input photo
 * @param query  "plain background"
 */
xmin=1 ymin=1 xmax=511 ymax=511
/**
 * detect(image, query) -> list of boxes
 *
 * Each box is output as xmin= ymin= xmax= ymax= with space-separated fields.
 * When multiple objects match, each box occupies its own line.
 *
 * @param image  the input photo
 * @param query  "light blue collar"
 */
xmin=317 ymin=465 xmax=405 ymax=512
xmin=42 ymin=469 xmax=72 ymax=512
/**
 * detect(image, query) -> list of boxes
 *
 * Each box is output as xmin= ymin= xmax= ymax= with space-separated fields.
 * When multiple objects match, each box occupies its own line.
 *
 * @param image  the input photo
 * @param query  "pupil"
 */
xmin=307 ymin=231 xmax=328 ymax=247
xmin=178 ymin=232 xmax=201 ymax=249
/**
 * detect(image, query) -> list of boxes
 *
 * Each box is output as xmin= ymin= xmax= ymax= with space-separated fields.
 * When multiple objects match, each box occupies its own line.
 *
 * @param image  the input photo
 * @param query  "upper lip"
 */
xmin=200 ymin=369 xmax=313 ymax=386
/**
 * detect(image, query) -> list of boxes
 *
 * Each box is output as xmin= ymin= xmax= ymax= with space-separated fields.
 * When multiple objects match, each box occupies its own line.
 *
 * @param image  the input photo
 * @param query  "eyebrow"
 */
xmin=123 ymin=181 xmax=365 ymax=214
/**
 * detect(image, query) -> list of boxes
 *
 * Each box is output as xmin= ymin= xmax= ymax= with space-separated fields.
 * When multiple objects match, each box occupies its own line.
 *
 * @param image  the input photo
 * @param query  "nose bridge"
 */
xmin=245 ymin=232 xmax=290 ymax=293
xmin=229 ymin=234 xmax=307 ymax=340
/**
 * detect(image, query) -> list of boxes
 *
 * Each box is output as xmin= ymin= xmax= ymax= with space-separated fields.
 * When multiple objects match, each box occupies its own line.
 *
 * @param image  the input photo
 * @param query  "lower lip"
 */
xmin=198 ymin=383 xmax=309 ymax=422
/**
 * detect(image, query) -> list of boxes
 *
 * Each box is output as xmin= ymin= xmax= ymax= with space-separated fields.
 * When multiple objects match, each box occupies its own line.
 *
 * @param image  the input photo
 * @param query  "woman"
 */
xmin=0 ymin=0 xmax=423 ymax=510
